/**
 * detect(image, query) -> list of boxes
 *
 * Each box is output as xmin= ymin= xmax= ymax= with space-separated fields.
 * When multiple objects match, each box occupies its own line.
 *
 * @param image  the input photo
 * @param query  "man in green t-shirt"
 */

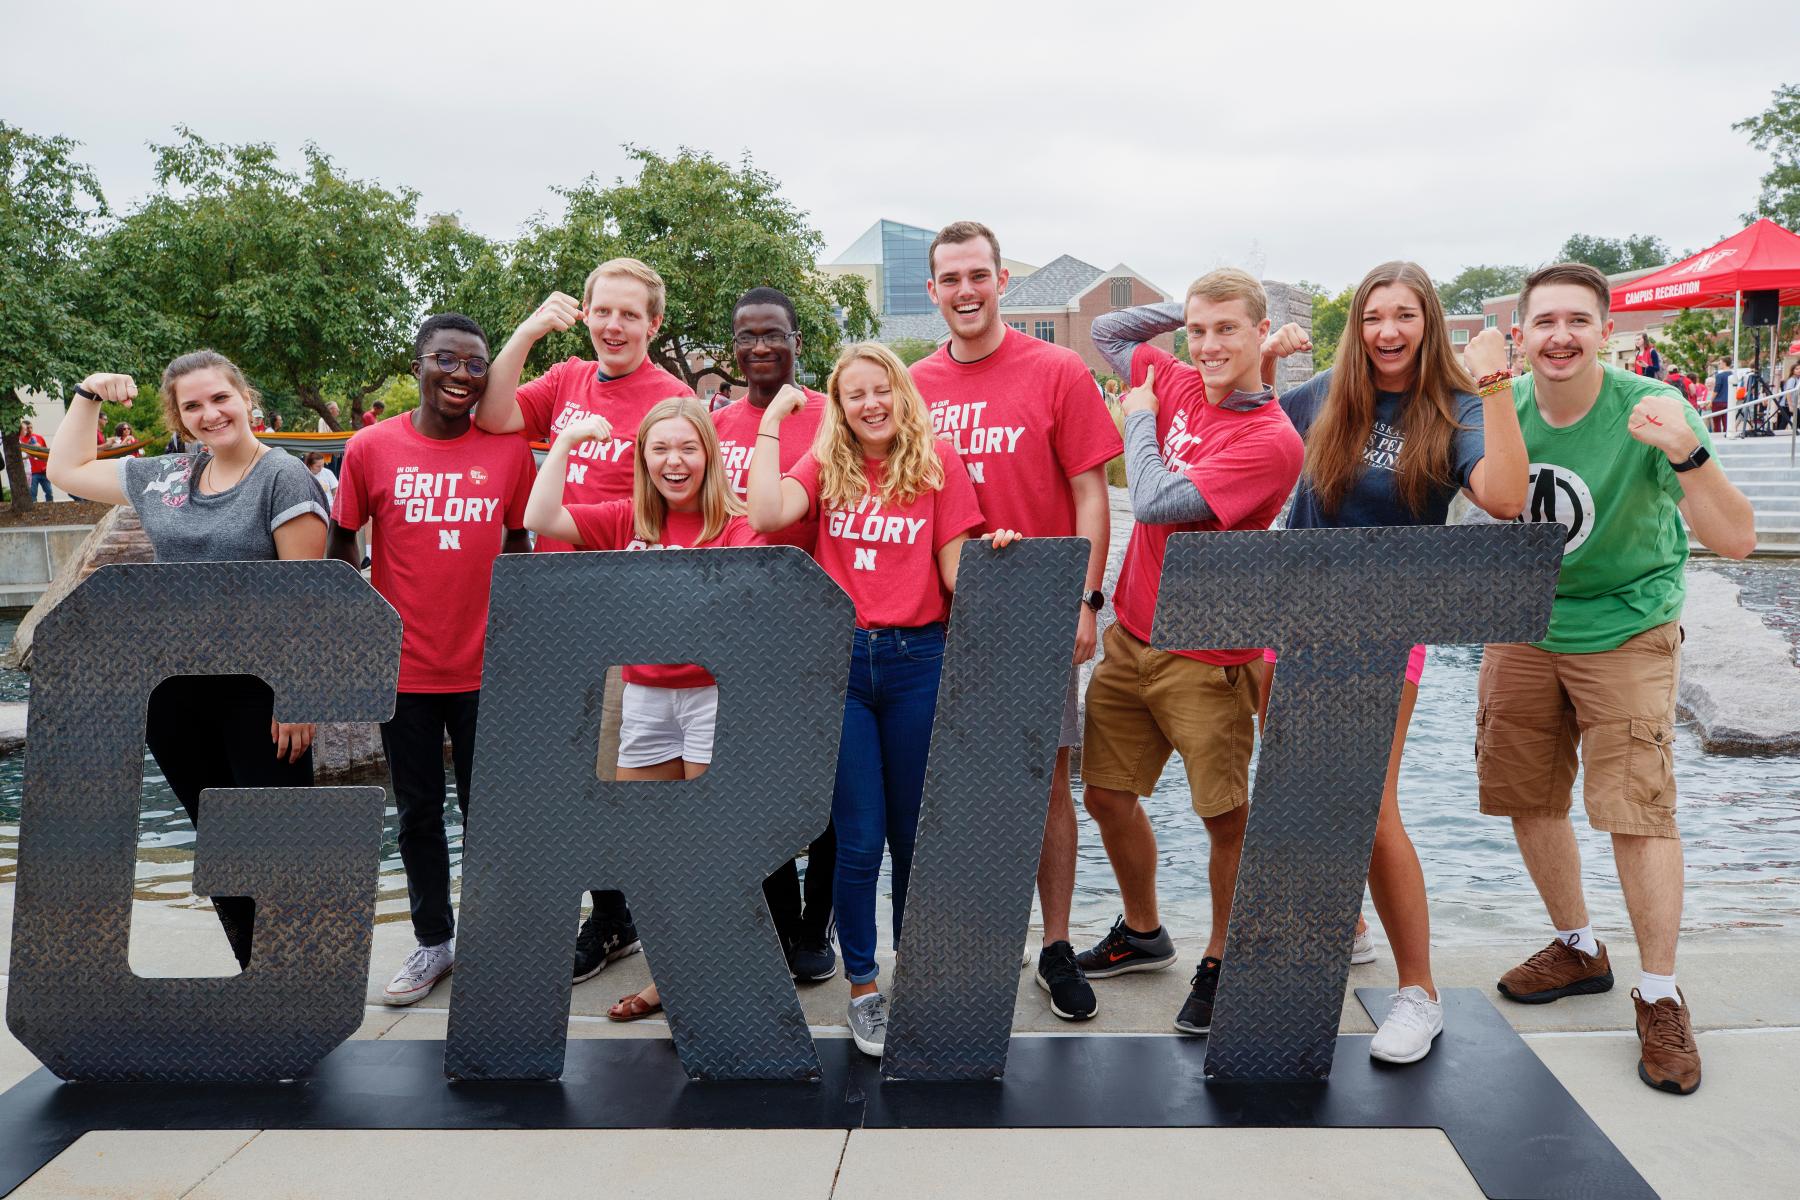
xmin=1476 ymin=262 xmax=1754 ymax=1097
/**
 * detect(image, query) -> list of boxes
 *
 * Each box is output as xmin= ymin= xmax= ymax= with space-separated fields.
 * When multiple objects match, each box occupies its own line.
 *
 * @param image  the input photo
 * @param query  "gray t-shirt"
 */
xmin=118 ymin=449 xmax=328 ymax=563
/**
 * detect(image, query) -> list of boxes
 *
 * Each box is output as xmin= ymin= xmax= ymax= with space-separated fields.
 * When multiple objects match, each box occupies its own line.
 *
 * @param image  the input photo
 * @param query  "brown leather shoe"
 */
xmin=1634 ymin=989 xmax=1702 ymax=1095
xmin=1497 ymin=939 xmax=1614 ymax=1004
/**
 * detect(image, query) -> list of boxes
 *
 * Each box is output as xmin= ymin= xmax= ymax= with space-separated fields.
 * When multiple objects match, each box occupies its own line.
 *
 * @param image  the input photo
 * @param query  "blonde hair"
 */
xmin=630 ymin=397 xmax=742 ymax=545
xmin=583 ymin=257 xmax=667 ymax=322
xmin=159 ymin=350 xmax=259 ymax=442
xmin=1184 ymin=268 xmax=1268 ymax=323
xmin=815 ymin=342 xmax=943 ymax=511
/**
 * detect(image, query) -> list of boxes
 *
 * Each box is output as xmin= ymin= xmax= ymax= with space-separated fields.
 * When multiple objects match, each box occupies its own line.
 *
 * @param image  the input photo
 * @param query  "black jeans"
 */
xmin=379 ymin=690 xmax=480 ymax=948
xmin=762 ymin=822 xmax=836 ymax=940
xmin=144 ymin=674 xmax=315 ymax=969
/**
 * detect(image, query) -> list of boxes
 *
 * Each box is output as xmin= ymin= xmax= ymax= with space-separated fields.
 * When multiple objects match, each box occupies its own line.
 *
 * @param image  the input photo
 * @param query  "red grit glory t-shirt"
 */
xmin=785 ymin=441 xmax=984 ymax=629
xmin=910 ymin=326 xmax=1123 ymax=537
xmin=515 ymin=356 xmax=694 ymax=552
xmin=334 ymin=414 xmax=536 ymax=692
xmin=566 ymin=500 xmax=760 ymax=689
xmin=1111 ymin=344 xmax=1304 ymax=666
xmin=711 ymin=388 xmax=826 ymax=550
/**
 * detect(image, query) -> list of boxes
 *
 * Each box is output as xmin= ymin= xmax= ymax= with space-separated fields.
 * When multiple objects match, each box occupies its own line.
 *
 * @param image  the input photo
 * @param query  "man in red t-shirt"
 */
xmin=475 ymin=256 xmax=693 ymax=984
xmin=710 ymin=286 xmax=836 ymax=983
xmin=20 ymin=420 xmax=51 ymax=502
xmin=361 ymin=400 xmax=385 ymax=428
xmin=908 ymin=221 xmax=1122 ymax=1022
xmin=330 ymin=313 xmax=535 ymax=1006
xmin=1076 ymin=269 xmax=1304 ymax=1039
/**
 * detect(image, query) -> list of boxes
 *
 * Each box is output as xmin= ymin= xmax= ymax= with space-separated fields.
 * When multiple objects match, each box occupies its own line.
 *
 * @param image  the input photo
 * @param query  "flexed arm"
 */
xmin=524 ymin=416 xmax=612 ymax=544
xmin=47 ymin=374 xmax=133 ymax=505
xmin=746 ymin=385 xmax=813 ymax=533
xmin=476 ymin=292 xmax=583 ymax=435
xmin=1092 ymin=300 xmax=1184 ymax=380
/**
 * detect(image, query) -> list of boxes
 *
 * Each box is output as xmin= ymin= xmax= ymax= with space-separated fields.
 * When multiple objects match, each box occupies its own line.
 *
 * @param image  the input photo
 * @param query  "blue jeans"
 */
xmin=30 ymin=474 xmax=51 ymax=502
xmin=833 ymin=623 xmax=945 ymax=985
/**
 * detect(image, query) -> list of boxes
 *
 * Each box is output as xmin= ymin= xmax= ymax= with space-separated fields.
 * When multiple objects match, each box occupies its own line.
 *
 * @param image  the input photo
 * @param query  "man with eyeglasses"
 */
xmin=330 ymin=313 xmax=536 ymax=1006
xmin=710 ymin=286 xmax=838 ymax=983
xmin=908 ymin=221 xmax=1122 ymax=1022
xmin=476 ymin=256 xmax=694 ymax=984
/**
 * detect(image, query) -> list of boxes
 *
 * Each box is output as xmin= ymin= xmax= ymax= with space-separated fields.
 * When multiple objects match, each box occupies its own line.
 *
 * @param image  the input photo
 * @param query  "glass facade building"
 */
xmin=879 ymin=221 xmax=936 ymax=315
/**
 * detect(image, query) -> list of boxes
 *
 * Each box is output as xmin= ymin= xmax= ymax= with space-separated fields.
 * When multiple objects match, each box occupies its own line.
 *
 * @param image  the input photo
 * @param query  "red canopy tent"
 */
xmin=1610 ymin=218 xmax=1800 ymax=366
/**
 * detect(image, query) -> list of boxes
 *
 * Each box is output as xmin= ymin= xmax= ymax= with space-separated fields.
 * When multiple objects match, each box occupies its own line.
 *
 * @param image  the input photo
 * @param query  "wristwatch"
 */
xmin=1082 ymin=589 xmax=1105 ymax=613
xmin=1671 ymin=444 xmax=1711 ymax=473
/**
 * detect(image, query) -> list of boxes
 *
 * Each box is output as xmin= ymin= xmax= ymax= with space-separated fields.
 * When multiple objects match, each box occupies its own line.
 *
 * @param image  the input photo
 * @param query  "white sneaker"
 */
xmin=1369 ymin=985 xmax=1443 ymax=1064
xmin=383 ymin=940 xmax=455 ymax=1006
xmin=848 ymin=992 xmax=889 ymax=1058
xmin=1350 ymin=928 xmax=1377 ymax=965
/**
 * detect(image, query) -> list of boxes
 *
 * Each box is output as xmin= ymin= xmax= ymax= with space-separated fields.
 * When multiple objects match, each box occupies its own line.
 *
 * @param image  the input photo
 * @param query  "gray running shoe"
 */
xmin=1076 ymin=915 xmax=1178 ymax=979
xmin=848 ymin=992 xmax=889 ymax=1058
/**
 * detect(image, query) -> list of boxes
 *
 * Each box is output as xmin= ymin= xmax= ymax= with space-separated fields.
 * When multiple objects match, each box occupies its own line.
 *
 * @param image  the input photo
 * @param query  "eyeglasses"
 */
xmin=414 ymin=352 xmax=490 ymax=377
xmin=732 ymin=331 xmax=797 ymax=350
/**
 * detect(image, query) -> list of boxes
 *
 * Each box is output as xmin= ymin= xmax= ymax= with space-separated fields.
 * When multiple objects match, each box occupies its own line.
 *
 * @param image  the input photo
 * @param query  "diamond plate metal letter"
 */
xmin=1152 ymin=524 xmax=1563 ymax=1081
xmin=445 ymin=547 xmax=853 ymax=1082
xmin=883 ymin=538 xmax=1087 ymax=1080
xmin=6 ymin=561 xmax=400 ymax=1081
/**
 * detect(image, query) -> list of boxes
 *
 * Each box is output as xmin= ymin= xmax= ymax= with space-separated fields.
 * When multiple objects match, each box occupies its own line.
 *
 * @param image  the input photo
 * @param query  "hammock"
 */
xmin=17 ymin=438 xmax=164 ymax=461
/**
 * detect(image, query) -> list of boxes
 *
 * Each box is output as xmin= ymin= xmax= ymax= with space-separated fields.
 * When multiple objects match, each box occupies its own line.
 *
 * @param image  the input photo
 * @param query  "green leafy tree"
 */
xmin=888 ymin=337 xmax=939 ymax=366
xmin=1437 ymin=265 xmax=1527 ymax=315
xmin=89 ymin=128 xmax=423 ymax=430
xmin=0 ymin=123 xmax=110 ymax=511
xmin=501 ymin=146 xmax=877 ymax=387
xmin=1659 ymin=309 xmax=1730 ymax=380
xmin=1303 ymin=283 xmax=1355 ymax=370
xmin=1555 ymin=233 xmax=1670 ymax=275
xmin=1735 ymin=82 xmax=1800 ymax=229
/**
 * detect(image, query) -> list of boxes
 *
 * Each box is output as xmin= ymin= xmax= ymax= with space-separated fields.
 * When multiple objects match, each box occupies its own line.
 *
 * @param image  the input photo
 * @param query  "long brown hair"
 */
xmin=630 ymin=397 xmax=742 ymax=545
xmin=815 ymin=342 xmax=943 ymax=510
xmin=1302 ymin=261 xmax=1473 ymax=518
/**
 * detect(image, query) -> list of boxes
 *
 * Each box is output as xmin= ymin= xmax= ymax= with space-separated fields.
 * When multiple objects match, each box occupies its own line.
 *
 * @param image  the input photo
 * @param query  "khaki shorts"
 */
xmin=1475 ymin=621 xmax=1681 ymax=838
xmin=1081 ymin=622 xmax=1256 ymax=817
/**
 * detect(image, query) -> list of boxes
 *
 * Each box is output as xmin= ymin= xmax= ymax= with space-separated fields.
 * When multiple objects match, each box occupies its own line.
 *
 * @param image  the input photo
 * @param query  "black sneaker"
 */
xmin=572 ymin=910 xmax=641 ymax=984
xmin=1174 ymin=956 xmax=1222 ymax=1035
xmin=1036 ymin=941 xmax=1098 ymax=1021
xmin=1075 ymin=915 xmax=1178 ymax=978
xmin=785 ymin=930 xmax=838 ymax=982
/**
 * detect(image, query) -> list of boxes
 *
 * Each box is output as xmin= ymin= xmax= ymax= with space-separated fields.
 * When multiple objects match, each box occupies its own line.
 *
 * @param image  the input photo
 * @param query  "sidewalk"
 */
xmin=1 ymin=891 xmax=1796 ymax=1198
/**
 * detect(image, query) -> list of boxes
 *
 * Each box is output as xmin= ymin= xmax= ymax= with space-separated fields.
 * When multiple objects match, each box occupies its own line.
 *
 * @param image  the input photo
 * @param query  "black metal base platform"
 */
xmin=0 ymin=990 xmax=1653 ymax=1199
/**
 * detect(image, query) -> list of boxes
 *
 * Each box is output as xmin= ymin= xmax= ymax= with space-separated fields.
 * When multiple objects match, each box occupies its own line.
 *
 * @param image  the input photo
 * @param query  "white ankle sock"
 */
xmin=1638 ymin=971 xmax=1679 ymax=1004
xmin=1555 ymin=924 xmax=1599 ymax=956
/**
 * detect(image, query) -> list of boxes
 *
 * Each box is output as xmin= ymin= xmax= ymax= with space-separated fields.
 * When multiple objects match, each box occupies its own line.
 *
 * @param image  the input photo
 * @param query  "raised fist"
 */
xmin=557 ymin=415 xmax=613 ymax=446
xmin=1464 ymin=328 xmax=1509 ymax=380
xmin=1260 ymin=323 xmax=1312 ymax=361
xmin=767 ymin=384 xmax=808 ymax=423
xmin=79 ymin=373 xmax=137 ymax=407
xmin=1627 ymin=392 xmax=1699 ymax=462
xmin=529 ymin=292 xmax=584 ymax=339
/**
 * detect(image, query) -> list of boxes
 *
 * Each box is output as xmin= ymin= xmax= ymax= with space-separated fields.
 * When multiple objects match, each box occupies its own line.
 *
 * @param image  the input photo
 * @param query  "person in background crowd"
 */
xmin=304 ymin=452 xmax=338 ymax=511
xmin=361 ymin=400 xmax=385 ymax=428
xmin=20 ymin=420 xmax=51 ymax=502
xmin=476 ymin=256 xmax=695 ymax=985
xmin=1709 ymin=358 xmax=1731 ymax=435
xmin=1079 ymin=270 xmax=1304 ymax=1041
xmin=47 ymin=350 xmax=328 ymax=970
xmin=271 ymin=413 xmax=284 ymax=432
xmin=527 ymin=396 xmax=757 ymax=1022
xmin=1633 ymin=334 xmax=1660 ymax=379
xmin=709 ymin=382 xmax=733 ymax=413
xmin=1481 ymin=263 xmax=1755 ymax=1097
xmin=332 ymin=314 xmax=535 ymax=1007
xmin=1262 ymin=261 xmax=1528 ymax=1064
xmin=318 ymin=400 xmax=341 ymax=433
xmin=710 ymin=286 xmax=837 ymax=983
xmin=910 ymin=220 xmax=1121 ymax=1022
xmin=748 ymin=342 xmax=1016 ymax=1060
xmin=251 ymin=408 xmax=267 ymax=432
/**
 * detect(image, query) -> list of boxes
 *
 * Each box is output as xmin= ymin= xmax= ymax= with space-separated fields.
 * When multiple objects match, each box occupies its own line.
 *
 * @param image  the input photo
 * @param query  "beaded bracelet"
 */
xmin=1474 ymin=370 xmax=1511 ymax=391
xmin=1478 ymin=380 xmax=1512 ymax=398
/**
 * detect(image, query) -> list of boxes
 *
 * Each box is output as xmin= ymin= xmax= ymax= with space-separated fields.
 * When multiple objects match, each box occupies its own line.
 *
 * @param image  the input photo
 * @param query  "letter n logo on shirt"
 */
xmin=566 ymin=463 xmax=588 ymax=486
xmin=439 ymin=529 xmax=461 ymax=551
xmin=853 ymin=548 xmax=878 ymax=572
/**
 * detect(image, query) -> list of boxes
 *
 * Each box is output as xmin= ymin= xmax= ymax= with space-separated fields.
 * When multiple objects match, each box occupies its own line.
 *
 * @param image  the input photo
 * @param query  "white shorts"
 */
xmin=618 ymin=682 xmax=718 ymax=768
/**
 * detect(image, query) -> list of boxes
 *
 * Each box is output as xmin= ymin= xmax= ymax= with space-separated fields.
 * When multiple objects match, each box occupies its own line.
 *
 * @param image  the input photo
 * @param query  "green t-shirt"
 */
xmin=1512 ymin=365 xmax=1715 ymax=654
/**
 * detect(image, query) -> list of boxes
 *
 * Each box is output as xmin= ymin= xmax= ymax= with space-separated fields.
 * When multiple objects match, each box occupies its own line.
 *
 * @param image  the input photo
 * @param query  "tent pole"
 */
xmin=1732 ymin=290 xmax=1742 ymax=369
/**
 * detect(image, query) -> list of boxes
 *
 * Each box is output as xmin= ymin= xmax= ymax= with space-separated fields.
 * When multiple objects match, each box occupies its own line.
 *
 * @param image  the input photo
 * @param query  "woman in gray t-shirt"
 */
xmin=49 ymin=350 xmax=330 ymax=969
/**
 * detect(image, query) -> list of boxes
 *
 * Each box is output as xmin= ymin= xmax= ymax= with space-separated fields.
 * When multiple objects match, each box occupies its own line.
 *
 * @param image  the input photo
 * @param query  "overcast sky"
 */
xmin=8 ymin=0 xmax=1799 ymax=297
